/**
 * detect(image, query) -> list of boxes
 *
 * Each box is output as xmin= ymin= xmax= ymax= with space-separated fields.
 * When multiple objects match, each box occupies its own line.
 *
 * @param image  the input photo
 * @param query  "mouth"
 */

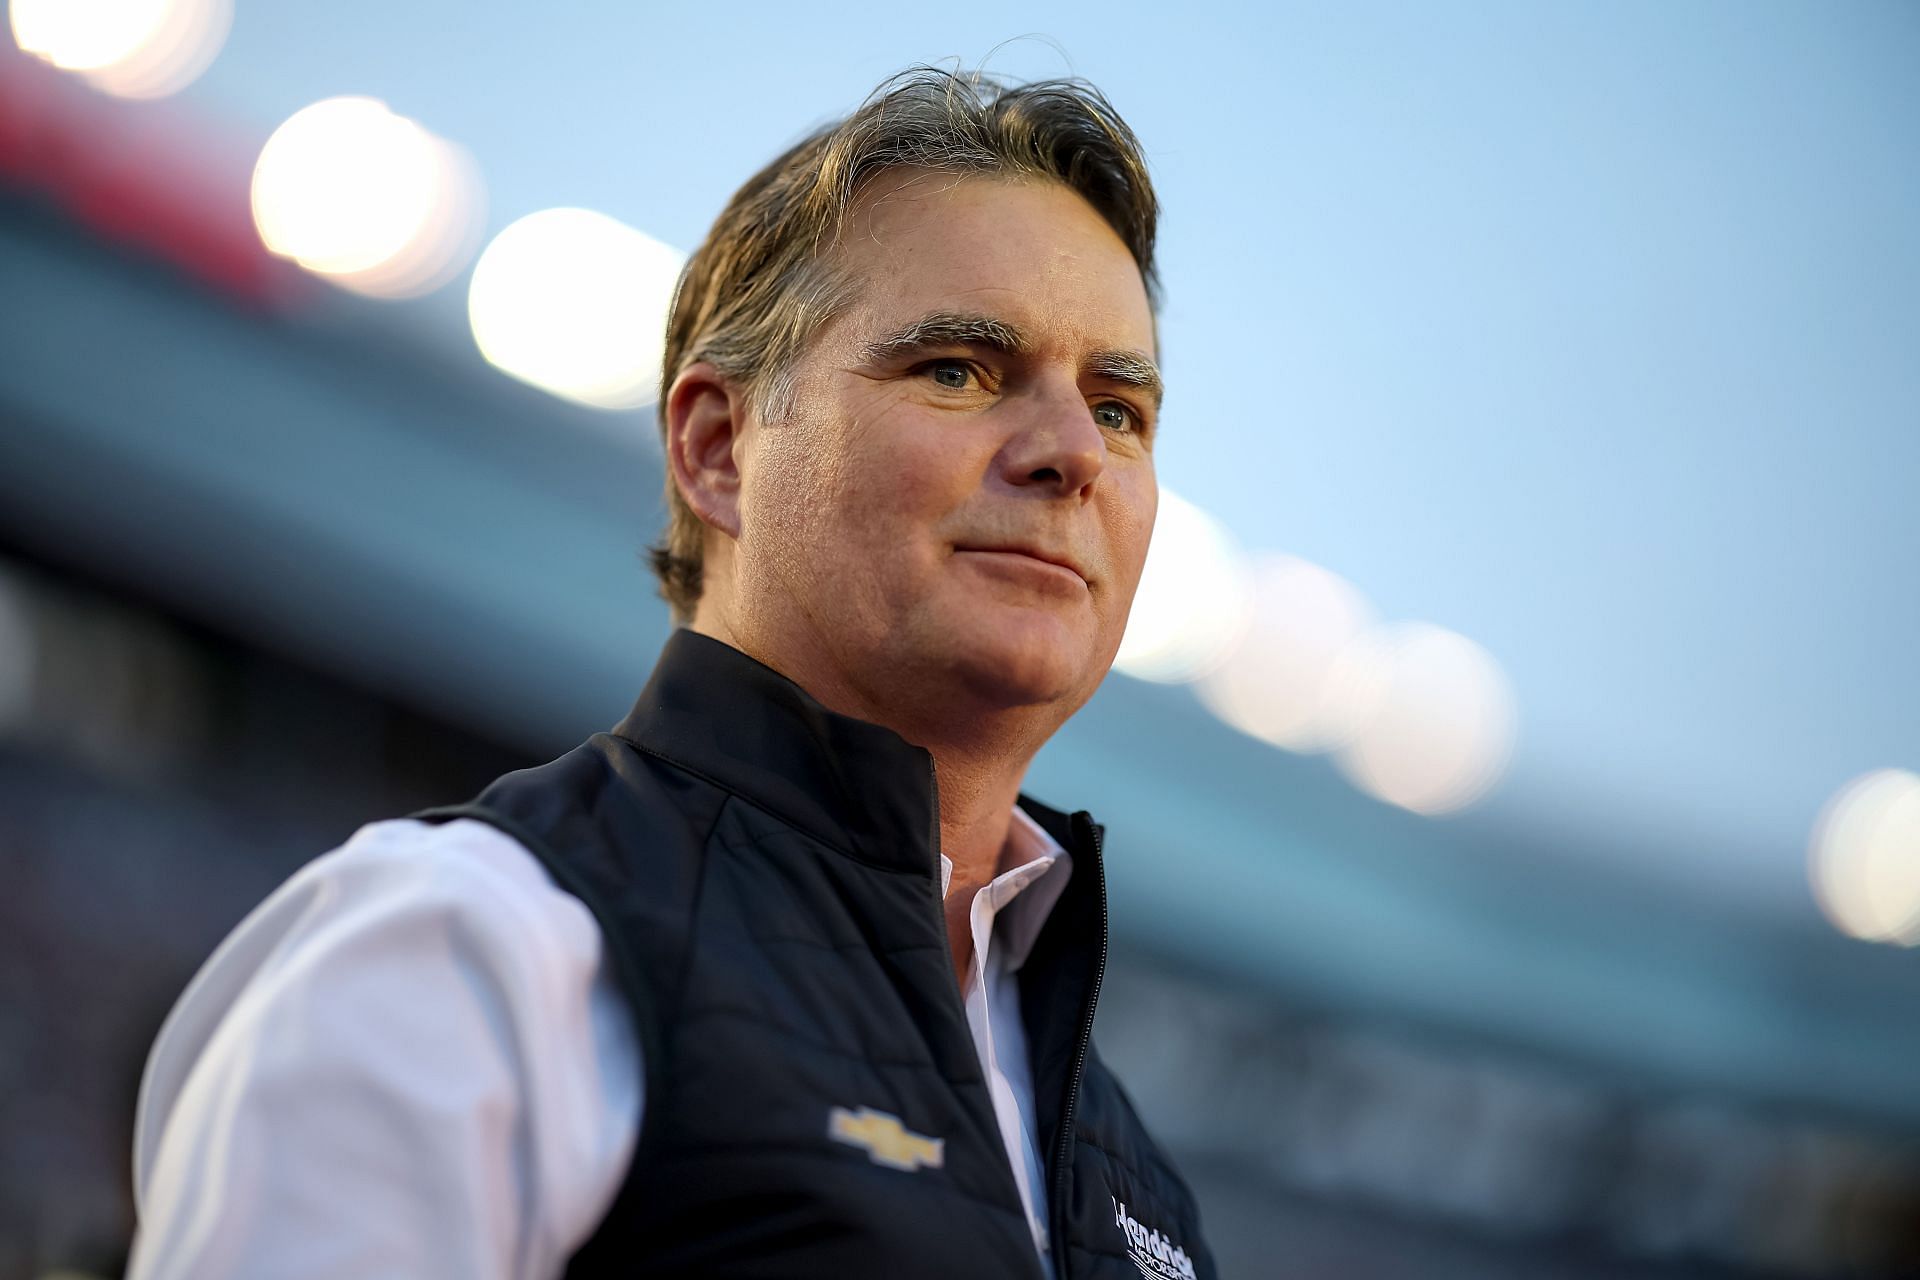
xmin=954 ymin=545 xmax=1090 ymax=589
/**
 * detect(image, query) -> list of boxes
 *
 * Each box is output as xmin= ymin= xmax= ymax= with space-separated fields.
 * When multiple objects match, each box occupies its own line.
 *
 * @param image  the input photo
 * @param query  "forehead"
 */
xmin=828 ymin=172 xmax=1156 ymax=358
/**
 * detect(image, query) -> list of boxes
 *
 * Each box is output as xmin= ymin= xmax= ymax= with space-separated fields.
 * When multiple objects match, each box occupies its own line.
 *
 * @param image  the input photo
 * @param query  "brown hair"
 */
xmin=648 ymin=66 xmax=1161 ymax=623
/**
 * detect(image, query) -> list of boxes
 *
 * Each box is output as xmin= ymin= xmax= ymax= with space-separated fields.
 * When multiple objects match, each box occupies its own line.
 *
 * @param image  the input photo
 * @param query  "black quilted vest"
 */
xmin=419 ymin=631 xmax=1215 ymax=1279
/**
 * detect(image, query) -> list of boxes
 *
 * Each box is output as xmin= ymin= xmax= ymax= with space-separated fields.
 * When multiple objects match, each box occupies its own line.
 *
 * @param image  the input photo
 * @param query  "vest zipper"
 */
xmin=1049 ymin=815 xmax=1107 ymax=1278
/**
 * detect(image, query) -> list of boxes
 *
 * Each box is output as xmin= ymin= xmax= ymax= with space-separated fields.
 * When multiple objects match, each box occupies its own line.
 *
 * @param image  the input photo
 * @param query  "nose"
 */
xmin=997 ymin=378 xmax=1106 ymax=498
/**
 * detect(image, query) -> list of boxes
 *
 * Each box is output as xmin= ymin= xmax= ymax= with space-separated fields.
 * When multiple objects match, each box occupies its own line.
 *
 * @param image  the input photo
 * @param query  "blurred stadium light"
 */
xmin=1113 ymin=486 xmax=1251 ymax=681
xmin=250 ymin=96 xmax=481 ymax=298
xmin=1133 ymin=519 xmax=1517 ymax=815
xmin=1196 ymin=554 xmax=1377 ymax=752
xmin=468 ymin=207 xmax=685 ymax=409
xmin=8 ymin=0 xmax=229 ymax=100
xmin=1810 ymin=768 xmax=1920 ymax=946
xmin=1320 ymin=621 xmax=1517 ymax=815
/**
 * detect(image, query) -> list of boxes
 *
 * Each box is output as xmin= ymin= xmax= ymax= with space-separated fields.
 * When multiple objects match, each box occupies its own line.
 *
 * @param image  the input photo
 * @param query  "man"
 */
xmin=130 ymin=67 xmax=1215 ymax=1279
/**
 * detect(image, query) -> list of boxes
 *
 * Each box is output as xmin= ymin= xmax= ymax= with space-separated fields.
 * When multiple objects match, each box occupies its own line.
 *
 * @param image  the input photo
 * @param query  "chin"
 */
xmin=941 ymin=609 xmax=1097 ymax=711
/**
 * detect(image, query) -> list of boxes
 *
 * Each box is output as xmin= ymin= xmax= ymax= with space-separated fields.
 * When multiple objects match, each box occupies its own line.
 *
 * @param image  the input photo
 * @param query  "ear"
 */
xmin=663 ymin=361 xmax=747 ymax=540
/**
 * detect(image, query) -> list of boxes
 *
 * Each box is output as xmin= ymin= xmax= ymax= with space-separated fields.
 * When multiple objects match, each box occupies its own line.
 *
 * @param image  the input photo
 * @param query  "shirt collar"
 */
xmin=939 ymin=805 xmax=1074 ymax=974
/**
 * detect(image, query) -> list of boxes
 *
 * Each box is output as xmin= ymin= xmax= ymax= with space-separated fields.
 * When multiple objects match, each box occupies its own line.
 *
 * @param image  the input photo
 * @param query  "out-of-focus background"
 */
xmin=2 ymin=1 xmax=1917 ymax=1276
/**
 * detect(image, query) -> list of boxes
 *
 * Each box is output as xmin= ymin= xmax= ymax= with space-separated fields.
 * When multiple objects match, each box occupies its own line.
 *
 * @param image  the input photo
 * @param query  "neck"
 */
xmin=923 ymin=733 xmax=1037 ymax=994
xmin=927 ymin=736 xmax=1031 ymax=886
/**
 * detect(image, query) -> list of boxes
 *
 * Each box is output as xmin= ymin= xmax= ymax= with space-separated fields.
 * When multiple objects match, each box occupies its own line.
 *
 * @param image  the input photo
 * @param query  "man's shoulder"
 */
xmin=399 ymin=734 xmax=740 ymax=983
xmin=431 ymin=730 xmax=738 ymax=875
xmin=227 ymin=814 xmax=601 ymax=978
xmin=452 ymin=730 xmax=728 ymax=825
xmin=316 ymin=814 xmax=558 ymax=897
xmin=130 ymin=810 xmax=641 ymax=1277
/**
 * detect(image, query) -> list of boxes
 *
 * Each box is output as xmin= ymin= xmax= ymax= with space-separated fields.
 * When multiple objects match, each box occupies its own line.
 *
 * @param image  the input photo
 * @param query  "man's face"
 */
xmin=730 ymin=173 xmax=1161 ymax=726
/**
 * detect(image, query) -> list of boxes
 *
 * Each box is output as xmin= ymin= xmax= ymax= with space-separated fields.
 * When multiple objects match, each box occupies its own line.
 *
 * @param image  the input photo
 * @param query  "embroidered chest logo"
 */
xmin=1113 ymin=1198 xmax=1196 ymax=1280
xmin=827 ymin=1106 xmax=945 ymax=1172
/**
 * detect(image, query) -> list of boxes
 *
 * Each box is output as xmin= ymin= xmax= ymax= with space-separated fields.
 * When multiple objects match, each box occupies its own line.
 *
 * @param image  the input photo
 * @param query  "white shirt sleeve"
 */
xmin=127 ymin=817 xmax=643 ymax=1280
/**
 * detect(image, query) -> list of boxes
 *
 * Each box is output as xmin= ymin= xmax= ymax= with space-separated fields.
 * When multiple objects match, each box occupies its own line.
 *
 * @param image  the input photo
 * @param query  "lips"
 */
xmin=957 ymin=544 xmax=1089 ymax=585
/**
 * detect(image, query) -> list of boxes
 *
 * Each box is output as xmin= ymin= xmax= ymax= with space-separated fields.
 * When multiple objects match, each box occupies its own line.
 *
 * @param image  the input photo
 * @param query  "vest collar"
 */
xmin=613 ymin=629 xmax=942 ymax=878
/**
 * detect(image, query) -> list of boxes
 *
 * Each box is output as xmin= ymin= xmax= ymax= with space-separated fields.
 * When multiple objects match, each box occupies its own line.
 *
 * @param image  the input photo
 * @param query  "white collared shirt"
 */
xmin=128 ymin=809 xmax=1073 ymax=1280
xmin=951 ymin=807 xmax=1073 ymax=1264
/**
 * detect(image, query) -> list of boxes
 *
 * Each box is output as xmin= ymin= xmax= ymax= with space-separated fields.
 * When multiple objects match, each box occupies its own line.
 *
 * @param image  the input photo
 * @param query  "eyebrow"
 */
xmin=860 ymin=311 xmax=1033 ymax=363
xmin=1085 ymin=348 xmax=1165 ymax=411
xmin=862 ymin=309 xmax=1164 ymax=411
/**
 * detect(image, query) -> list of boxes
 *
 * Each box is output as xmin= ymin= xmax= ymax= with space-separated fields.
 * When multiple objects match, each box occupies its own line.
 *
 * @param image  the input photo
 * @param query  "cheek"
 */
xmin=742 ymin=432 xmax=937 ymax=597
xmin=1106 ymin=480 xmax=1158 ymax=587
xmin=739 ymin=434 xmax=844 ymax=590
xmin=842 ymin=415 xmax=982 ymax=542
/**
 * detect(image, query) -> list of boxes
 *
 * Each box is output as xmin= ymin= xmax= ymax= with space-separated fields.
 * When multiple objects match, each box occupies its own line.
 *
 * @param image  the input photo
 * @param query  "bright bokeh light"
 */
xmin=1112 ymin=488 xmax=1251 ymax=683
xmin=251 ymin=97 xmax=482 ymax=298
xmin=9 ymin=0 xmax=229 ymax=98
xmin=1195 ymin=554 xmax=1376 ymax=751
xmin=1809 ymin=768 xmax=1920 ymax=945
xmin=1320 ymin=622 xmax=1517 ymax=815
xmin=467 ymin=209 xmax=685 ymax=409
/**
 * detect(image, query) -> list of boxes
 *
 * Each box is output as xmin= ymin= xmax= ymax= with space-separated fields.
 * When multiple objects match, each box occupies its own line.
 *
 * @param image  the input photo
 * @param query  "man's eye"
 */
xmin=1092 ymin=402 xmax=1137 ymax=431
xmin=927 ymin=361 xmax=974 ymax=390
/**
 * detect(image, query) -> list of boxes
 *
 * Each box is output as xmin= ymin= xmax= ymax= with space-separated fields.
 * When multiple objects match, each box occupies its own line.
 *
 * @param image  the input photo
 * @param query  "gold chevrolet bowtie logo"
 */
xmin=827 ymin=1106 xmax=945 ymax=1172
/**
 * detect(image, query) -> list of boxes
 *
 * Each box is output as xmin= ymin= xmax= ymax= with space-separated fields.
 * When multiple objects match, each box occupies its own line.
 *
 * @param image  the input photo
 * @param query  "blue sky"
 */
xmin=179 ymin=1 xmax=1919 ymax=923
